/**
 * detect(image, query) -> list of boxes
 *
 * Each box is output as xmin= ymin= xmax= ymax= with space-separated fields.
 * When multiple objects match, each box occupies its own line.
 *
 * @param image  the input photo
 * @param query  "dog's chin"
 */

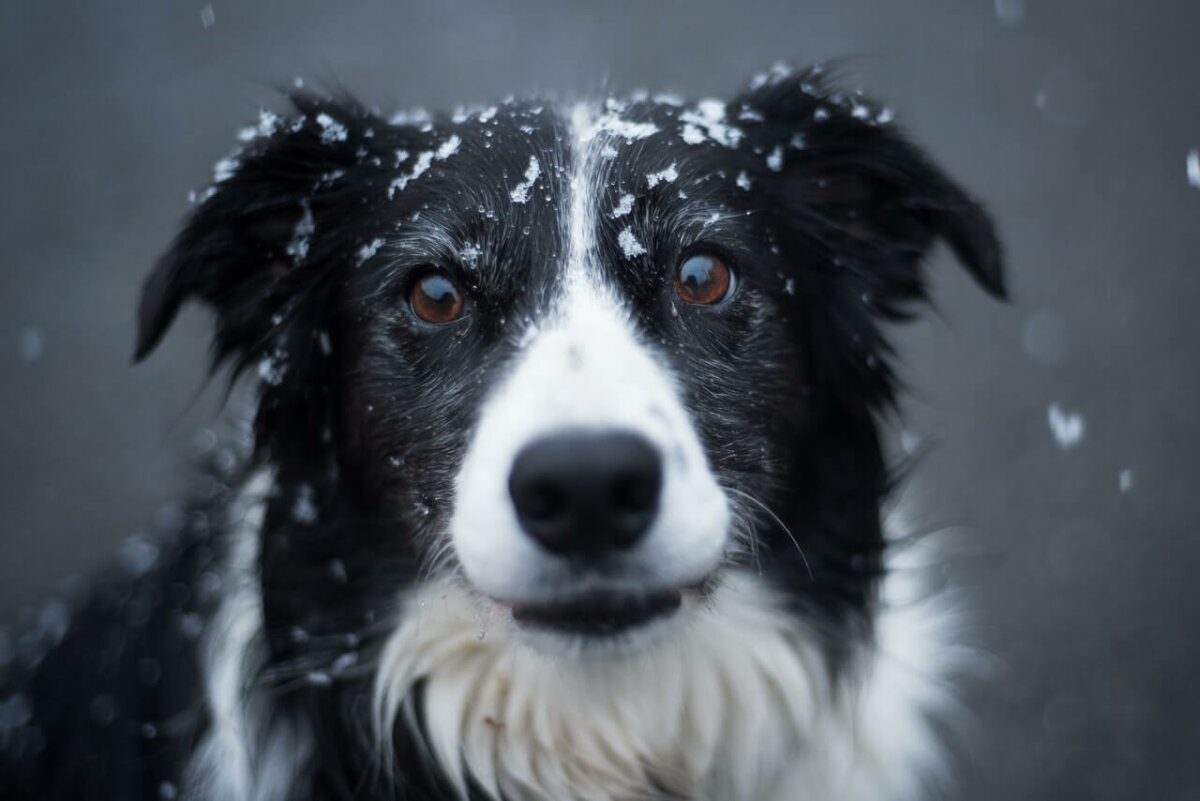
xmin=496 ymin=588 xmax=691 ymax=658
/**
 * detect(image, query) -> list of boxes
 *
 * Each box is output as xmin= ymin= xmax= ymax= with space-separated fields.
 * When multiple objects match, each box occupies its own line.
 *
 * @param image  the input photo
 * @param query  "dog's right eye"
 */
xmin=409 ymin=270 xmax=465 ymax=324
xmin=675 ymin=253 xmax=733 ymax=306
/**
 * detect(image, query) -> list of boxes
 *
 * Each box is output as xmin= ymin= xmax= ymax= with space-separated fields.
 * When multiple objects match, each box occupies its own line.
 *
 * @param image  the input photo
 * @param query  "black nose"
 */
xmin=508 ymin=430 xmax=663 ymax=557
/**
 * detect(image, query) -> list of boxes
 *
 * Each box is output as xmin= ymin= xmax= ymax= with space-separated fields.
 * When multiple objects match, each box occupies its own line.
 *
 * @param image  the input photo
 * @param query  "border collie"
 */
xmin=0 ymin=63 xmax=1004 ymax=801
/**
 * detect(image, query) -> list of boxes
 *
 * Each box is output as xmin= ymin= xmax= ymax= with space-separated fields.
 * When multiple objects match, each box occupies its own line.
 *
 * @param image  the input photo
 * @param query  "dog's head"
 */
xmin=137 ymin=67 xmax=1002 ymax=666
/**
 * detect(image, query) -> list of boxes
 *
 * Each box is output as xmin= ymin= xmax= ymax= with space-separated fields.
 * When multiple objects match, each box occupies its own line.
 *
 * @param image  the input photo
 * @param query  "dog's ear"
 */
xmin=134 ymin=93 xmax=379 ymax=370
xmin=735 ymin=67 xmax=1005 ymax=316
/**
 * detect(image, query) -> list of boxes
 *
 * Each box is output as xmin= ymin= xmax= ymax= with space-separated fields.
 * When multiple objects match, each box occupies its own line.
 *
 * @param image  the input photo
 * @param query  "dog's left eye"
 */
xmin=675 ymin=254 xmax=732 ymax=305
xmin=410 ymin=270 xmax=466 ymax=324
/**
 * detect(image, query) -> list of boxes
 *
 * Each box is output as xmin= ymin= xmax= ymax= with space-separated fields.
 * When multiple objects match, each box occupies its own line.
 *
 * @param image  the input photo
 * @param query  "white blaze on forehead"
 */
xmin=564 ymin=102 xmax=602 ymax=284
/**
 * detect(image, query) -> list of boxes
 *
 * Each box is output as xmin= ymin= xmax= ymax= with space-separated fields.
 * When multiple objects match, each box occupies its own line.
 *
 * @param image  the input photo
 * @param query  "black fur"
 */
xmin=0 ymin=66 xmax=1003 ymax=800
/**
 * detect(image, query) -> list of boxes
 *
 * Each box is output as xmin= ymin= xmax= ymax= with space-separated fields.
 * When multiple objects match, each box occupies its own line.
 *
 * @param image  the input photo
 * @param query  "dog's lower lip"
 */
xmin=509 ymin=589 xmax=683 ymax=636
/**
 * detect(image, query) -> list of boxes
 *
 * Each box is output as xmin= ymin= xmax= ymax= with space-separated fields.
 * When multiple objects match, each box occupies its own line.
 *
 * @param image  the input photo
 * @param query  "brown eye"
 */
xmin=410 ymin=271 xmax=465 ymax=324
xmin=675 ymin=254 xmax=732 ymax=305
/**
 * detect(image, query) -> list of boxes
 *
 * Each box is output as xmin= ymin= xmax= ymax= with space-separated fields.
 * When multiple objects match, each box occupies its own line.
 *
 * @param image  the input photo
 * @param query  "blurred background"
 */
xmin=1 ymin=1 xmax=1197 ymax=798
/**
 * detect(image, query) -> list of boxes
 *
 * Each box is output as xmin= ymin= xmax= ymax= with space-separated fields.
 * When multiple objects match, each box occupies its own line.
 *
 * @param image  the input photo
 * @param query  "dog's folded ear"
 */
xmin=736 ymin=67 xmax=1006 ymax=313
xmin=134 ymin=93 xmax=379 ymax=370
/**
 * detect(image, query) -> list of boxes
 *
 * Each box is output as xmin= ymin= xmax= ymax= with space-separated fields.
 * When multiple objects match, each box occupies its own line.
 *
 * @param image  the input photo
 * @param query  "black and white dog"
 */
xmin=0 ymin=64 xmax=1004 ymax=801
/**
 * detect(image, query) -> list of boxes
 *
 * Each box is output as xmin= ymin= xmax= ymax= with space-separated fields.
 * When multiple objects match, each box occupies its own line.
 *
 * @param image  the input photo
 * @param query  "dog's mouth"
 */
xmin=509 ymin=589 xmax=683 ymax=636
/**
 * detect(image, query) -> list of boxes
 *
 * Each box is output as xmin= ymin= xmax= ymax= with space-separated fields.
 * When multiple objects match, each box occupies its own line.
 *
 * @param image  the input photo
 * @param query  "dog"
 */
xmin=0 ymin=63 xmax=1004 ymax=801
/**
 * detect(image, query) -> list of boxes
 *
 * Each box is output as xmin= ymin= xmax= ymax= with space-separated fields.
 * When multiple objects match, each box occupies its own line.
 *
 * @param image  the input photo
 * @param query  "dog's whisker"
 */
xmin=726 ymin=486 xmax=813 ymax=581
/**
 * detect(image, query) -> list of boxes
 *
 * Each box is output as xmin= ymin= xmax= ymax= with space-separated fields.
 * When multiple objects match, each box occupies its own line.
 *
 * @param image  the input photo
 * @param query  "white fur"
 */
xmin=372 ymin=529 xmax=963 ymax=801
xmin=183 ymin=470 xmax=312 ymax=801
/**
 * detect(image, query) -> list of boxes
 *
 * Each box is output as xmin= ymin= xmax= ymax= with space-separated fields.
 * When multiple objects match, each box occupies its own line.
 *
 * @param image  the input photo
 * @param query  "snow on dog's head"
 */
xmin=136 ymin=65 xmax=1004 ymax=800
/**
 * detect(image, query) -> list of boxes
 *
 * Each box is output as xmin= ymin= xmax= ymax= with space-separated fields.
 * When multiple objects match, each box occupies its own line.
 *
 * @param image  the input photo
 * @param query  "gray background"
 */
xmin=2 ymin=1 xmax=1197 ymax=799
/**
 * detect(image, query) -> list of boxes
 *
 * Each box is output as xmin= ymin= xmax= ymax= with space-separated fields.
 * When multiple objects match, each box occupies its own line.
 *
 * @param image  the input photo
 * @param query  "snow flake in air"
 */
xmin=736 ymin=171 xmax=752 ymax=190
xmin=1047 ymin=403 xmax=1085 ymax=449
xmin=617 ymin=227 xmax=647 ymax=259
xmin=510 ymin=156 xmax=541 ymax=203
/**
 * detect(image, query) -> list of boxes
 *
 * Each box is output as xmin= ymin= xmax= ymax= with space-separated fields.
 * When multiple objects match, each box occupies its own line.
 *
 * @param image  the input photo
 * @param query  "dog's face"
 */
xmin=137 ymin=67 xmax=1002 ymax=663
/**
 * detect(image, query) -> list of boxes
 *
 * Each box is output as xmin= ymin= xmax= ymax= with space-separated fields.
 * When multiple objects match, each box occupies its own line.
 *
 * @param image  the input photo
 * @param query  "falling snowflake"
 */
xmin=1047 ymin=403 xmax=1085 ymax=449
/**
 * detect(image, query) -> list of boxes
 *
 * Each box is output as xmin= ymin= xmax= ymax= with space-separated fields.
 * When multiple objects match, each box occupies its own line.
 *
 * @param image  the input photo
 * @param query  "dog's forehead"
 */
xmin=377 ymin=94 xmax=765 ymax=272
xmin=401 ymin=95 xmax=767 ymax=196
xmin=383 ymin=101 xmax=562 ymax=215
